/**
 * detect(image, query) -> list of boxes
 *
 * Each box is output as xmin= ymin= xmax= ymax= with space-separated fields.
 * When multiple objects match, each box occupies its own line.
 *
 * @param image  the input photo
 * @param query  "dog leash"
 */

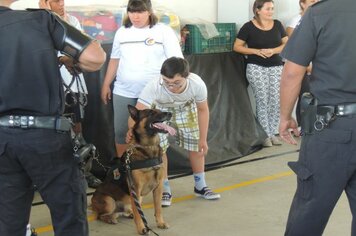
xmin=61 ymin=64 xmax=88 ymax=108
xmin=125 ymin=147 xmax=159 ymax=236
xmin=92 ymin=151 xmax=111 ymax=172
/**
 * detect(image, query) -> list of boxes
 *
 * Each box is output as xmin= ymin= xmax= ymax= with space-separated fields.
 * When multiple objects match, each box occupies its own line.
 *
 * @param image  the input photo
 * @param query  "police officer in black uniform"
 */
xmin=279 ymin=0 xmax=356 ymax=235
xmin=0 ymin=0 xmax=106 ymax=235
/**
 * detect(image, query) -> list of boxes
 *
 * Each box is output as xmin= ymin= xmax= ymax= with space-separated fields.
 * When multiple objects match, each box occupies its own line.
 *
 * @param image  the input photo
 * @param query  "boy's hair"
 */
xmin=123 ymin=0 xmax=158 ymax=28
xmin=161 ymin=57 xmax=190 ymax=79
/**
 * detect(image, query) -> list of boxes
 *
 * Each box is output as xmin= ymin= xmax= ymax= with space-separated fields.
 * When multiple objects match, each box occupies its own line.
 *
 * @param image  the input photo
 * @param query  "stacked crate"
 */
xmin=183 ymin=23 xmax=237 ymax=54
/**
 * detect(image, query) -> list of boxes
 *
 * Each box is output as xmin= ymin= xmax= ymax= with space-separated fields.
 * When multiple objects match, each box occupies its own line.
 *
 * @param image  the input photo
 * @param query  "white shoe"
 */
xmin=271 ymin=136 xmax=282 ymax=146
xmin=263 ymin=138 xmax=273 ymax=147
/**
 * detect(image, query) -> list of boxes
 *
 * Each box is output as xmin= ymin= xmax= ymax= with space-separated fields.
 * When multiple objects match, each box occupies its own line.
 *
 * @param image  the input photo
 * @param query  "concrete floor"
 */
xmin=29 ymin=138 xmax=352 ymax=236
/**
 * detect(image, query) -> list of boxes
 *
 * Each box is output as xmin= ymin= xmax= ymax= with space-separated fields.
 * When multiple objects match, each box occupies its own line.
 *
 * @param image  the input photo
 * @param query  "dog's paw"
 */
xmin=122 ymin=210 xmax=134 ymax=219
xmin=110 ymin=219 xmax=119 ymax=224
xmin=105 ymin=219 xmax=118 ymax=224
xmin=138 ymin=227 xmax=149 ymax=235
xmin=124 ymin=212 xmax=134 ymax=219
xmin=157 ymin=222 xmax=169 ymax=229
xmin=99 ymin=216 xmax=118 ymax=225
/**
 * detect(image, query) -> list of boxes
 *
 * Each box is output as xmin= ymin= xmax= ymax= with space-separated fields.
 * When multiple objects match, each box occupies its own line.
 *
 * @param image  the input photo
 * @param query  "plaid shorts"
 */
xmin=155 ymin=100 xmax=200 ymax=152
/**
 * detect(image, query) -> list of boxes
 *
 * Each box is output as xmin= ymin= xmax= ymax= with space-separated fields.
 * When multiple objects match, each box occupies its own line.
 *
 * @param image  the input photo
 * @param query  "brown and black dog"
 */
xmin=91 ymin=105 xmax=175 ymax=235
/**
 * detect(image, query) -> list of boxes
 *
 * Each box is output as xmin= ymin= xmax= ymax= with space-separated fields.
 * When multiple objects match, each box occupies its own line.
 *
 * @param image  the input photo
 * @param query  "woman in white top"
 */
xmin=101 ymin=0 xmax=182 ymax=158
xmin=286 ymin=0 xmax=318 ymax=37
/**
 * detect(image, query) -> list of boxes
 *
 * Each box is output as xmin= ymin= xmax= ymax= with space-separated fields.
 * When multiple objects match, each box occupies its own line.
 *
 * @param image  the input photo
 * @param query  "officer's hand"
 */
xmin=279 ymin=117 xmax=299 ymax=145
xmin=59 ymin=56 xmax=82 ymax=75
xmin=100 ymin=85 xmax=111 ymax=105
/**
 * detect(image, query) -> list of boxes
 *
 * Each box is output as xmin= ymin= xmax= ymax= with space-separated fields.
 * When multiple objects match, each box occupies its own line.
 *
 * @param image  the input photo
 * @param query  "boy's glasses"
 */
xmin=162 ymin=78 xmax=186 ymax=88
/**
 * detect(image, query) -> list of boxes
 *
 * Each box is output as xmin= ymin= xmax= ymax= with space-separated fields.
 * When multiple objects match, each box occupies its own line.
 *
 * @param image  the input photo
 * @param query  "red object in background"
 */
xmin=91 ymin=13 xmax=118 ymax=32
xmin=68 ymin=9 xmax=124 ymax=43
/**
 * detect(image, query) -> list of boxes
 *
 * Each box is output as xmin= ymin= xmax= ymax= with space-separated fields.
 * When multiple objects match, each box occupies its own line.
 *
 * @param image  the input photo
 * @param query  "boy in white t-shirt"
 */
xmin=129 ymin=57 xmax=221 ymax=207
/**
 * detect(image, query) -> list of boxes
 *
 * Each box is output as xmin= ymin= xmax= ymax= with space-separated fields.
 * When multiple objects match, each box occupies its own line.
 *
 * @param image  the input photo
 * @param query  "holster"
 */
xmin=314 ymin=106 xmax=336 ymax=131
xmin=72 ymin=134 xmax=96 ymax=169
xmin=300 ymin=93 xmax=337 ymax=134
xmin=300 ymin=92 xmax=317 ymax=134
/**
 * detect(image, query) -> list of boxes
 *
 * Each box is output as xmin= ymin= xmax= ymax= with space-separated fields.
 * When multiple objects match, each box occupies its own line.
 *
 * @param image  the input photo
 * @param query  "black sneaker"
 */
xmin=194 ymin=187 xmax=221 ymax=200
xmin=161 ymin=192 xmax=172 ymax=207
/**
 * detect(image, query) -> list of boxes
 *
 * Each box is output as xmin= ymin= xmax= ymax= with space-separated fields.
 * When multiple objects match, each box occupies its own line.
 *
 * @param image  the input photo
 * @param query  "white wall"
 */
xmin=272 ymin=0 xmax=300 ymax=25
xmin=11 ymin=0 xmax=299 ymax=26
xmin=218 ymin=0 xmax=300 ymax=28
xmin=11 ymin=0 xmax=217 ymax=22
xmin=218 ymin=0 xmax=249 ymax=28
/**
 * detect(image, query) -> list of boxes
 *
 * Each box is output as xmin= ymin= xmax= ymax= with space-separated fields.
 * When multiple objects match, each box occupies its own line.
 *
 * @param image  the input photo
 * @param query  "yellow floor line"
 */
xmin=34 ymin=170 xmax=293 ymax=234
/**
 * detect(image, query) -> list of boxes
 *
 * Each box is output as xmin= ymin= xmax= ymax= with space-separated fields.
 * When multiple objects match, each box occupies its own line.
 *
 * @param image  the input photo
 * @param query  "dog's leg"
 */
xmin=122 ymin=195 xmax=134 ymax=218
xmin=130 ymin=190 xmax=147 ymax=235
xmin=92 ymin=195 xmax=119 ymax=224
xmin=99 ymin=198 xmax=119 ymax=224
xmin=99 ymin=212 xmax=119 ymax=224
xmin=153 ymin=180 xmax=169 ymax=229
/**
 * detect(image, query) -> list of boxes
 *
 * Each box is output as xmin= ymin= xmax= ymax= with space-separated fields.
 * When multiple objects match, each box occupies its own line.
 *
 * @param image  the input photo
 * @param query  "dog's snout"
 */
xmin=166 ymin=112 xmax=172 ymax=120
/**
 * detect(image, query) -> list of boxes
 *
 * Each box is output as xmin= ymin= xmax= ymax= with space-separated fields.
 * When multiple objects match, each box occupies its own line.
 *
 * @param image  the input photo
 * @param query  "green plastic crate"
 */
xmin=184 ymin=23 xmax=237 ymax=54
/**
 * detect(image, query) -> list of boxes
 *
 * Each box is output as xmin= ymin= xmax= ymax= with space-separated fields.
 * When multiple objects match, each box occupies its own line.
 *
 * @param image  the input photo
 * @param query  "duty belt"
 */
xmin=314 ymin=103 xmax=356 ymax=131
xmin=0 ymin=115 xmax=72 ymax=132
xmin=318 ymin=103 xmax=356 ymax=117
xmin=334 ymin=103 xmax=356 ymax=116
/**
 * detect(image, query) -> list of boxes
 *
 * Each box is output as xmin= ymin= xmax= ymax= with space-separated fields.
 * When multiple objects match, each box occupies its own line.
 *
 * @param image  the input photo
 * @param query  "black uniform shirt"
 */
xmin=0 ymin=7 xmax=66 ymax=116
xmin=281 ymin=0 xmax=356 ymax=105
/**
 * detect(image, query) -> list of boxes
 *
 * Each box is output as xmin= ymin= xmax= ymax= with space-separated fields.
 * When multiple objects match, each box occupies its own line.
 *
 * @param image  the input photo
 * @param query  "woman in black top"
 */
xmin=234 ymin=0 xmax=288 ymax=147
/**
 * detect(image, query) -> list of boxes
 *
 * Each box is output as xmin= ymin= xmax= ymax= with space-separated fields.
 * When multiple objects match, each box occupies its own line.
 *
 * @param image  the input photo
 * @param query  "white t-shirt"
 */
xmin=111 ymin=23 xmax=183 ymax=98
xmin=60 ymin=14 xmax=88 ymax=94
xmin=138 ymin=73 xmax=207 ymax=109
xmin=286 ymin=14 xmax=302 ymax=29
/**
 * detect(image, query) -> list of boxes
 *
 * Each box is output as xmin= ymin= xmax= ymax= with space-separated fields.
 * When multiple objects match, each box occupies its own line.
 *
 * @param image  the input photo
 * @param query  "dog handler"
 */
xmin=130 ymin=57 xmax=221 ymax=207
xmin=279 ymin=0 xmax=356 ymax=235
xmin=0 ymin=1 xmax=106 ymax=235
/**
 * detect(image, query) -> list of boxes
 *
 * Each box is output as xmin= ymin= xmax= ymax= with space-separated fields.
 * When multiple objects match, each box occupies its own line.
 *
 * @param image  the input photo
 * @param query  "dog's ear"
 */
xmin=128 ymin=105 xmax=139 ymax=121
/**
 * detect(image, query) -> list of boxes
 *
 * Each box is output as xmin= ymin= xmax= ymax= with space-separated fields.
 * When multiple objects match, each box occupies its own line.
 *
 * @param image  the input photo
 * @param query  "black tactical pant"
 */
xmin=285 ymin=116 xmax=356 ymax=236
xmin=0 ymin=127 xmax=88 ymax=236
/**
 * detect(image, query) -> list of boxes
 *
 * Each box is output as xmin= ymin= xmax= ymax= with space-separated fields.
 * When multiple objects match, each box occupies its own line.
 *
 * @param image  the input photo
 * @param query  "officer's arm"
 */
xmin=279 ymin=60 xmax=306 ymax=144
xmin=280 ymin=60 xmax=307 ymax=120
xmin=49 ymin=11 xmax=106 ymax=72
xmin=77 ymin=40 xmax=106 ymax=72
